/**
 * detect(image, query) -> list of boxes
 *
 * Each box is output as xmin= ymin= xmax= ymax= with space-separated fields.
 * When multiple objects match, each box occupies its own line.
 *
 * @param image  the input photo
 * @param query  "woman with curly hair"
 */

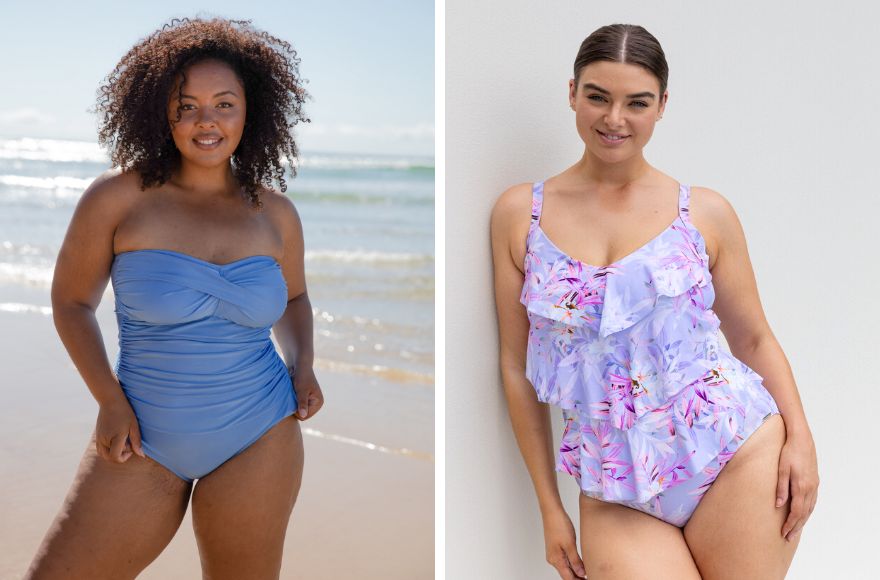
xmin=25 ymin=16 xmax=322 ymax=579
xmin=491 ymin=24 xmax=817 ymax=578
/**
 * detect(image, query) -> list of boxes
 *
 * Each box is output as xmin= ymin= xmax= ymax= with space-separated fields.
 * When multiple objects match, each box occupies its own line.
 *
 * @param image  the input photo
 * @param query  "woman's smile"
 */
xmin=596 ymin=129 xmax=630 ymax=146
xmin=192 ymin=136 xmax=224 ymax=150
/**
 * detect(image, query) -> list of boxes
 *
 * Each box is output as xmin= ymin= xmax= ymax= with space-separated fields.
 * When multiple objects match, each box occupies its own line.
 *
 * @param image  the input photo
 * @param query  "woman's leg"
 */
xmin=24 ymin=429 xmax=193 ymax=580
xmin=190 ymin=414 xmax=304 ymax=580
xmin=579 ymin=493 xmax=702 ymax=579
xmin=684 ymin=414 xmax=800 ymax=579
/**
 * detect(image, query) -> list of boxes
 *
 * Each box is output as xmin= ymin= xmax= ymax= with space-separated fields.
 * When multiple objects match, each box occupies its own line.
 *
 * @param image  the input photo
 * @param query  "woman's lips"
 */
xmin=192 ymin=137 xmax=223 ymax=150
xmin=597 ymin=130 xmax=629 ymax=146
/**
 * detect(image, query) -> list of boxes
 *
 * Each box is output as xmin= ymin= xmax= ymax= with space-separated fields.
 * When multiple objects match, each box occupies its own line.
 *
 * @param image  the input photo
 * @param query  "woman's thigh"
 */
xmin=579 ymin=493 xmax=702 ymax=580
xmin=684 ymin=414 xmax=800 ymax=579
xmin=190 ymin=414 xmax=304 ymax=580
xmin=24 ymin=429 xmax=193 ymax=580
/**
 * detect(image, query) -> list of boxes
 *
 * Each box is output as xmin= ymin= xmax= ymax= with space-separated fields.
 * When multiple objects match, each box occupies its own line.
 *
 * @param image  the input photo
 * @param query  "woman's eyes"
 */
xmin=587 ymin=95 xmax=648 ymax=108
xmin=180 ymin=103 xmax=233 ymax=110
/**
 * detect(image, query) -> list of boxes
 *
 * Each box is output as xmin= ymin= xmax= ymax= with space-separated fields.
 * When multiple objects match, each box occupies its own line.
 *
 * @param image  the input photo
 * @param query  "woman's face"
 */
xmin=568 ymin=60 xmax=667 ymax=162
xmin=167 ymin=59 xmax=247 ymax=167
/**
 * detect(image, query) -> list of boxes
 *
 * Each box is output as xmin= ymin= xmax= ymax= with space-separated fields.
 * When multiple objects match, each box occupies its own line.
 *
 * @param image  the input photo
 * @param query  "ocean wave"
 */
xmin=295 ymin=155 xmax=434 ymax=172
xmin=0 ymin=262 xmax=54 ymax=287
xmin=0 ymin=174 xmax=91 ymax=200
xmin=0 ymin=137 xmax=108 ymax=163
xmin=0 ymin=175 xmax=434 ymax=209
xmin=0 ymin=302 xmax=52 ymax=315
xmin=305 ymin=249 xmax=433 ymax=266
xmin=301 ymin=427 xmax=433 ymax=462
xmin=289 ymin=189 xmax=434 ymax=205
xmin=0 ymin=137 xmax=433 ymax=171
xmin=313 ymin=358 xmax=434 ymax=386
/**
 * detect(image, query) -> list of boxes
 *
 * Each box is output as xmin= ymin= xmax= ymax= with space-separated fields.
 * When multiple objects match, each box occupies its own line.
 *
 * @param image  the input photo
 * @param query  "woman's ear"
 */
xmin=657 ymin=90 xmax=668 ymax=119
xmin=568 ymin=78 xmax=576 ymax=110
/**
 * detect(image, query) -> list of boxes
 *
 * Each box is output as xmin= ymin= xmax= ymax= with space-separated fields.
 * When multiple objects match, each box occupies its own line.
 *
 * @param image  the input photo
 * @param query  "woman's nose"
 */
xmin=604 ymin=105 xmax=625 ymax=129
xmin=196 ymin=108 xmax=217 ymax=126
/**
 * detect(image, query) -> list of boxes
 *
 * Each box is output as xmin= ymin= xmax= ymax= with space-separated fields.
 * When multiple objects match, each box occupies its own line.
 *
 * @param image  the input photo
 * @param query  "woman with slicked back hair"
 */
xmin=25 ymin=16 xmax=323 ymax=579
xmin=491 ymin=23 xmax=817 ymax=579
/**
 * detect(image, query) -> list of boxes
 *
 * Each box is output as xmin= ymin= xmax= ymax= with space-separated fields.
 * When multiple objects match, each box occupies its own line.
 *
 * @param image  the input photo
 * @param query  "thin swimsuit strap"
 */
xmin=528 ymin=181 xmax=545 ymax=239
xmin=678 ymin=183 xmax=692 ymax=225
xmin=532 ymin=180 xmax=689 ymax=228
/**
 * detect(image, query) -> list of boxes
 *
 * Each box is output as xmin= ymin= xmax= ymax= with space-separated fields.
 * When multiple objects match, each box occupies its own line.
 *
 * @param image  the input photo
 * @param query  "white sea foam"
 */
xmin=0 ymin=137 xmax=108 ymax=163
xmin=301 ymin=427 xmax=433 ymax=462
xmin=0 ymin=302 xmax=52 ymax=316
xmin=304 ymin=249 xmax=433 ymax=265
xmin=0 ymin=175 xmax=92 ymax=202
xmin=0 ymin=263 xmax=54 ymax=287
xmin=294 ymin=155 xmax=433 ymax=171
xmin=0 ymin=137 xmax=433 ymax=171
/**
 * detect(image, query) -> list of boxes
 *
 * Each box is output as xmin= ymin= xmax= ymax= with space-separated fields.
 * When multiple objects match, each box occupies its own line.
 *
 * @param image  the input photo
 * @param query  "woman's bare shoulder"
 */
xmin=75 ymin=168 xmax=143 ymax=219
xmin=259 ymin=186 xmax=299 ymax=222
xmin=258 ymin=186 xmax=303 ymax=245
xmin=689 ymin=185 xmax=747 ymax=266
xmin=689 ymin=186 xmax=742 ymax=227
xmin=491 ymin=182 xmax=534 ymax=231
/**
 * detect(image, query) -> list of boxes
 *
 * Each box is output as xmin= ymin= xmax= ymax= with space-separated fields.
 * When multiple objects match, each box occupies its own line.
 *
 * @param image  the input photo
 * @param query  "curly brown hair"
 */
xmin=91 ymin=16 xmax=310 ymax=209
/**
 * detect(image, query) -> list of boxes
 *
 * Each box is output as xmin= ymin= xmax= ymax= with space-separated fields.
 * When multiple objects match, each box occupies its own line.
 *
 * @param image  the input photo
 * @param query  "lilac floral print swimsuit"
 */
xmin=520 ymin=181 xmax=780 ymax=527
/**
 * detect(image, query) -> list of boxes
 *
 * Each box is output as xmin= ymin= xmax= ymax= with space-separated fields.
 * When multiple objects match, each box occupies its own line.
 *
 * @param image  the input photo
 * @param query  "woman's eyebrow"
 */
xmin=582 ymin=82 xmax=655 ymax=99
xmin=180 ymin=90 xmax=239 ymax=99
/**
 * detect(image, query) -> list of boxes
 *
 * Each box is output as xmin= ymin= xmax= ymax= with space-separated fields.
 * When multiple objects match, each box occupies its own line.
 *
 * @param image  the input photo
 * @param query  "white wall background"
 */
xmin=446 ymin=1 xmax=880 ymax=578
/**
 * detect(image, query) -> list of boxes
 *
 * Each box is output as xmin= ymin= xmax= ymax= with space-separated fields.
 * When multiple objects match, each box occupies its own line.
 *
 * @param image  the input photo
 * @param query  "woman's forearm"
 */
xmin=52 ymin=302 xmax=126 ymax=407
xmin=501 ymin=367 xmax=566 ymax=516
xmin=272 ymin=291 xmax=315 ymax=369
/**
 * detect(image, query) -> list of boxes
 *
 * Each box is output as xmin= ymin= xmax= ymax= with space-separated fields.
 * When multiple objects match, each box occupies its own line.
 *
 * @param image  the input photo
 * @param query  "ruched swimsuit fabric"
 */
xmin=520 ymin=181 xmax=779 ymax=526
xmin=111 ymin=249 xmax=297 ymax=482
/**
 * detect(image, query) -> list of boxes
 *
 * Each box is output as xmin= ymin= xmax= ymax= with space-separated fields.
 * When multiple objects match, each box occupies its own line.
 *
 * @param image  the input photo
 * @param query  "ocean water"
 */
xmin=0 ymin=136 xmax=434 ymax=454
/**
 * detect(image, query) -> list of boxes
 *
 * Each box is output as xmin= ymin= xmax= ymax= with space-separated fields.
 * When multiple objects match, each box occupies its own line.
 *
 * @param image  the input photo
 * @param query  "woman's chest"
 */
xmin=113 ymin=194 xmax=282 ymax=263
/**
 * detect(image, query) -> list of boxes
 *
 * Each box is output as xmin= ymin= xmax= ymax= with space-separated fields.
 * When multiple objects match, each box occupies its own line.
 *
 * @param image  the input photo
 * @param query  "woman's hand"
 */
xmin=95 ymin=396 xmax=145 ymax=463
xmin=776 ymin=430 xmax=819 ymax=542
xmin=543 ymin=507 xmax=586 ymax=579
xmin=290 ymin=365 xmax=324 ymax=420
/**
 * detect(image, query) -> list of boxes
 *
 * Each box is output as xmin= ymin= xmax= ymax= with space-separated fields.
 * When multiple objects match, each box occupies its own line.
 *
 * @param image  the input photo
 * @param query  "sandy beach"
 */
xmin=0 ymin=282 xmax=434 ymax=579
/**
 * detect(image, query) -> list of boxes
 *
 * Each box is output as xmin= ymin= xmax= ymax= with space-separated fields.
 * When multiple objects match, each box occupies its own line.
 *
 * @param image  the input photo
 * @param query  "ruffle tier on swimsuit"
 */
xmin=520 ymin=181 xmax=777 ymax=504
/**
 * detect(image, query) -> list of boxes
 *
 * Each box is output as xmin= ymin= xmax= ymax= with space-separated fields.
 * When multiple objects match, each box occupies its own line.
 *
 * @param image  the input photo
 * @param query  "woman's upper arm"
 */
xmin=51 ymin=169 xmax=130 ymax=310
xmin=692 ymin=186 xmax=773 ymax=352
xmin=490 ymin=184 xmax=533 ymax=372
xmin=270 ymin=191 xmax=306 ymax=302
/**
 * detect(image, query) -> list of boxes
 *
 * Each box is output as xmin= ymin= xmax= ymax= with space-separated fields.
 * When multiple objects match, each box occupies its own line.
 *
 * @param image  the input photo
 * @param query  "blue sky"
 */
xmin=0 ymin=0 xmax=434 ymax=156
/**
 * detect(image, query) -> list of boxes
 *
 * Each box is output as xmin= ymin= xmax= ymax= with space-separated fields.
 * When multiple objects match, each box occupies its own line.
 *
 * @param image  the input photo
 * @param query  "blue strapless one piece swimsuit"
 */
xmin=110 ymin=249 xmax=297 ymax=482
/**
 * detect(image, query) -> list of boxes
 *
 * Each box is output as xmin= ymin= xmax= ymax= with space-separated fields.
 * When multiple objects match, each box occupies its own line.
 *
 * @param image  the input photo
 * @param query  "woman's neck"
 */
xmin=570 ymin=148 xmax=653 ymax=189
xmin=170 ymin=161 xmax=240 ymax=200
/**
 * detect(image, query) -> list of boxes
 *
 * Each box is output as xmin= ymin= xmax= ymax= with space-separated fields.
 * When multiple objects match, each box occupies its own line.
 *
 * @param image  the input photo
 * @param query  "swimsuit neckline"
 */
xmin=530 ymin=182 xmax=695 ymax=271
xmin=534 ymin=217 xmax=684 ymax=271
xmin=113 ymin=248 xmax=281 ymax=269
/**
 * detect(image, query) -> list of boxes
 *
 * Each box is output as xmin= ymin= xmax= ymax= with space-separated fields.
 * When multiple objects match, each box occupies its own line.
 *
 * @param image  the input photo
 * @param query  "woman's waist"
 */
xmin=527 ymin=323 xmax=724 ymax=380
xmin=115 ymin=340 xmax=289 ymax=386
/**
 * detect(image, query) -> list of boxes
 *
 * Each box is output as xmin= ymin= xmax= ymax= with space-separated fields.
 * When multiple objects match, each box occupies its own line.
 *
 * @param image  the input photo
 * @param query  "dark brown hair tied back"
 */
xmin=91 ymin=16 xmax=311 ymax=209
xmin=573 ymin=24 xmax=669 ymax=97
